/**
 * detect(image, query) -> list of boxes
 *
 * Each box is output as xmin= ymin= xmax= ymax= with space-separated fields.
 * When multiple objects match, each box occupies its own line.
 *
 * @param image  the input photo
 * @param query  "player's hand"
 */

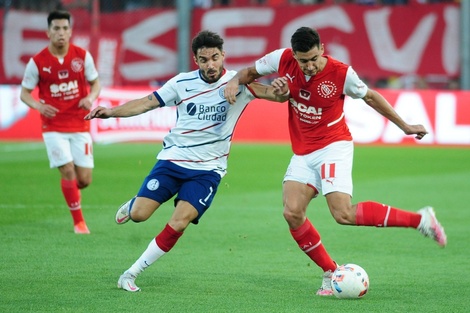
xmin=78 ymin=97 xmax=93 ymax=110
xmin=405 ymin=124 xmax=428 ymax=140
xmin=224 ymin=78 xmax=239 ymax=105
xmin=271 ymin=77 xmax=289 ymax=96
xmin=38 ymin=103 xmax=59 ymax=118
xmin=84 ymin=106 xmax=111 ymax=120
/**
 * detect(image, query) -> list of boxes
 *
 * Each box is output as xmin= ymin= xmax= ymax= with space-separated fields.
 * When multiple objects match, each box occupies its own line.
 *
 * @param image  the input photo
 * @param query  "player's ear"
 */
xmin=193 ymin=56 xmax=198 ymax=66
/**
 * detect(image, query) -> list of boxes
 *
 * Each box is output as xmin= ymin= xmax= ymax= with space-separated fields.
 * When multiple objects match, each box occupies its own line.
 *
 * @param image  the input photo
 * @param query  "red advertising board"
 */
xmin=0 ymin=3 xmax=460 ymax=86
xmin=1 ymin=86 xmax=469 ymax=146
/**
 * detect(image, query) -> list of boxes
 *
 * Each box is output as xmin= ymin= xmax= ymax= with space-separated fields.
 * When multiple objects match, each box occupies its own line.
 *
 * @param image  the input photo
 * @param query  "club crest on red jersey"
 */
xmin=317 ymin=81 xmax=337 ymax=99
xmin=71 ymin=58 xmax=84 ymax=73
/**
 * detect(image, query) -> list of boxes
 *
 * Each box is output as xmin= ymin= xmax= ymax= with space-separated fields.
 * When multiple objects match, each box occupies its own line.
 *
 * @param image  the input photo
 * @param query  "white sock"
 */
xmin=127 ymin=239 xmax=166 ymax=276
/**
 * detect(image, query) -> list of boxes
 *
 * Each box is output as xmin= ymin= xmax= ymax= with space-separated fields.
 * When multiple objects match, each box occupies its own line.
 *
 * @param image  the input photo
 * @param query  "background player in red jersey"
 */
xmin=224 ymin=26 xmax=447 ymax=296
xmin=20 ymin=10 xmax=101 ymax=234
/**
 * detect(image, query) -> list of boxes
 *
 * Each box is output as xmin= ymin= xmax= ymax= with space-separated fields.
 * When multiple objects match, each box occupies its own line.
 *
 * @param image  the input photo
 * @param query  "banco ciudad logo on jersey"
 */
xmin=186 ymin=102 xmax=227 ymax=121
xmin=187 ymin=103 xmax=197 ymax=116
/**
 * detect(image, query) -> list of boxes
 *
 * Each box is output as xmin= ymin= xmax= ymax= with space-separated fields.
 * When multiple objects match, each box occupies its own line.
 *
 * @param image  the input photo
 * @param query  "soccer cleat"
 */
xmin=74 ymin=221 xmax=90 ymax=234
xmin=418 ymin=206 xmax=447 ymax=247
xmin=316 ymin=270 xmax=334 ymax=296
xmin=117 ymin=271 xmax=140 ymax=292
xmin=115 ymin=198 xmax=134 ymax=224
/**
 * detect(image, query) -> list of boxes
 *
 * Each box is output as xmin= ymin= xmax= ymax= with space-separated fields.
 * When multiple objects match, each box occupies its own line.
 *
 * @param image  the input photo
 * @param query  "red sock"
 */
xmin=70 ymin=209 xmax=85 ymax=225
xmin=290 ymin=218 xmax=336 ymax=272
xmin=355 ymin=201 xmax=421 ymax=228
xmin=61 ymin=179 xmax=83 ymax=224
xmin=155 ymin=224 xmax=183 ymax=252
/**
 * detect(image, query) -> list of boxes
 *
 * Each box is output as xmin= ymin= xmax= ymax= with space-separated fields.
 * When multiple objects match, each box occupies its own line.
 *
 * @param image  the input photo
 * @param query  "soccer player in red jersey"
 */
xmin=20 ymin=10 xmax=101 ymax=234
xmin=224 ymin=26 xmax=447 ymax=296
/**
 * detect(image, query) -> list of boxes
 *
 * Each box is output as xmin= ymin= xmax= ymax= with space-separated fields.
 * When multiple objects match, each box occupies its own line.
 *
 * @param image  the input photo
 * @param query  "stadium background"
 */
xmin=0 ymin=0 xmax=468 ymax=146
xmin=1 ymin=2 xmax=469 ymax=311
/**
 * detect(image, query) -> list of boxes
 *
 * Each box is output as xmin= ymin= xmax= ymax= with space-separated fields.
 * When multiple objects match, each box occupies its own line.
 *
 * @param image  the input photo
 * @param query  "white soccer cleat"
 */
xmin=418 ymin=206 xmax=447 ymax=247
xmin=115 ymin=198 xmax=134 ymax=224
xmin=316 ymin=270 xmax=334 ymax=296
xmin=117 ymin=271 xmax=140 ymax=292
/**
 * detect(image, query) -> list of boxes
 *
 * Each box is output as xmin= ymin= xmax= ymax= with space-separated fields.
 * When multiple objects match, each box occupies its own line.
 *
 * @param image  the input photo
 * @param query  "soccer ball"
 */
xmin=331 ymin=263 xmax=369 ymax=299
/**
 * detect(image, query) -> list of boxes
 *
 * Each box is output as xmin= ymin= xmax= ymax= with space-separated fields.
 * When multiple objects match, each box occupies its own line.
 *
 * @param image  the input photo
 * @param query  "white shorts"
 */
xmin=283 ymin=141 xmax=353 ymax=197
xmin=42 ymin=132 xmax=94 ymax=169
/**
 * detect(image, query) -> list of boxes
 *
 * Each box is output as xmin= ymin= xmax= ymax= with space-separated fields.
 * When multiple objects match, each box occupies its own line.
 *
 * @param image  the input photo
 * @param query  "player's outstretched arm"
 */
xmin=249 ymin=80 xmax=289 ymax=103
xmin=225 ymin=66 xmax=262 ymax=104
xmin=85 ymin=93 xmax=161 ymax=120
xmin=362 ymin=89 xmax=428 ymax=140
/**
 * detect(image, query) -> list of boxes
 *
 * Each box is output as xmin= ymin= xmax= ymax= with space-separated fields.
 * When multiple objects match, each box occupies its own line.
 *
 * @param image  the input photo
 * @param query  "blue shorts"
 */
xmin=137 ymin=160 xmax=221 ymax=224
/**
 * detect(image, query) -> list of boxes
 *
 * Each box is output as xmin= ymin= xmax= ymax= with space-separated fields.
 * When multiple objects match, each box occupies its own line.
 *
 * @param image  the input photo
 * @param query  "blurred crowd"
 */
xmin=1 ymin=0 xmax=460 ymax=11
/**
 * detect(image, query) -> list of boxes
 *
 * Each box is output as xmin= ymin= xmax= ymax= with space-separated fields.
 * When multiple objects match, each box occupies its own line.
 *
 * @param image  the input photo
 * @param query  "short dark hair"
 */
xmin=47 ymin=10 xmax=71 ymax=28
xmin=290 ymin=27 xmax=321 ymax=53
xmin=191 ymin=30 xmax=224 ymax=56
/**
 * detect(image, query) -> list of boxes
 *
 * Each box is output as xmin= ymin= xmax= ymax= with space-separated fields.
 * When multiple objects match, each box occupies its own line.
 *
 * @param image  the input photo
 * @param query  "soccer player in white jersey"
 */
xmin=85 ymin=30 xmax=288 ymax=292
xmin=224 ymin=27 xmax=447 ymax=296
xmin=20 ymin=10 xmax=101 ymax=234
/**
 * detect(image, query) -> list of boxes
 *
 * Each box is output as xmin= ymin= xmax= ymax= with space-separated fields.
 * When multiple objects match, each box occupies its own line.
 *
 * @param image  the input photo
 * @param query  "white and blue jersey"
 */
xmin=153 ymin=69 xmax=255 ymax=177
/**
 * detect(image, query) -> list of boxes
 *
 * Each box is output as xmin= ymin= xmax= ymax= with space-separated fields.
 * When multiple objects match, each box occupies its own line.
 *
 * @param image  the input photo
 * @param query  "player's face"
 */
xmin=195 ymin=47 xmax=225 ymax=83
xmin=47 ymin=19 xmax=72 ymax=48
xmin=293 ymin=44 xmax=325 ymax=76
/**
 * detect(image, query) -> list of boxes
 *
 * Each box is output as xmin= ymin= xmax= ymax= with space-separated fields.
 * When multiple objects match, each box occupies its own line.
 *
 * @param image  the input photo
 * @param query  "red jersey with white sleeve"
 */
xmin=255 ymin=48 xmax=368 ymax=155
xmin=21 ymin=44 xmax=99 ymax=133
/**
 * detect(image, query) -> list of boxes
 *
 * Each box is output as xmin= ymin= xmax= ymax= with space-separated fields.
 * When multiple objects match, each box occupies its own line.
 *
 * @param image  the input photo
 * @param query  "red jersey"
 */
xmin=29 ymin=45 xmax=93 ymax=132
xmin=277 ymin=49 xmax=352 ymax=155
xmin=256 ymin=48 xmax=367 ymax=155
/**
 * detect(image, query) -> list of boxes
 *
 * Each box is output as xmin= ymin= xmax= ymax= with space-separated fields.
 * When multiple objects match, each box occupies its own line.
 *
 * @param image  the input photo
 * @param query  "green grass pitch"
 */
xmin=1 ymin=142 xmax=469 ymax=312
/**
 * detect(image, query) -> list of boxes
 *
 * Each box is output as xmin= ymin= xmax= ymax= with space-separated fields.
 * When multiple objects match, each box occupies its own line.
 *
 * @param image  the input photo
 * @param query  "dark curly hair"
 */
xmin=191 ymin=30 xmax=224 ymax=56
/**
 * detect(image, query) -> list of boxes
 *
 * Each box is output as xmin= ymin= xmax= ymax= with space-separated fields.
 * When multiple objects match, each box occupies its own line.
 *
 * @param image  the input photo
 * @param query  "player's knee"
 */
xmin=283 ymin=206 xmax=304 ymax=226
xmin=130 ymin=207 xmax=150 ymax=222
xmin=168 ymin=210 xmax=195 ymax=232
xmin=333 ymin=214 xmax=350 ymax=225
xmin=129 ymin=202 xmax=152 ymax=223
xmin=59 ymin=164 xmax=75 ymax=180
xmin=331 ymin=207 xmax=355 ymax=225
xmin=169 ymin=219 xmax=191 ymax=232
xmin=77 ymin=178 xmax=91 ymax=189
xmin=170 ymin=201 xmax=199 ymax=231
